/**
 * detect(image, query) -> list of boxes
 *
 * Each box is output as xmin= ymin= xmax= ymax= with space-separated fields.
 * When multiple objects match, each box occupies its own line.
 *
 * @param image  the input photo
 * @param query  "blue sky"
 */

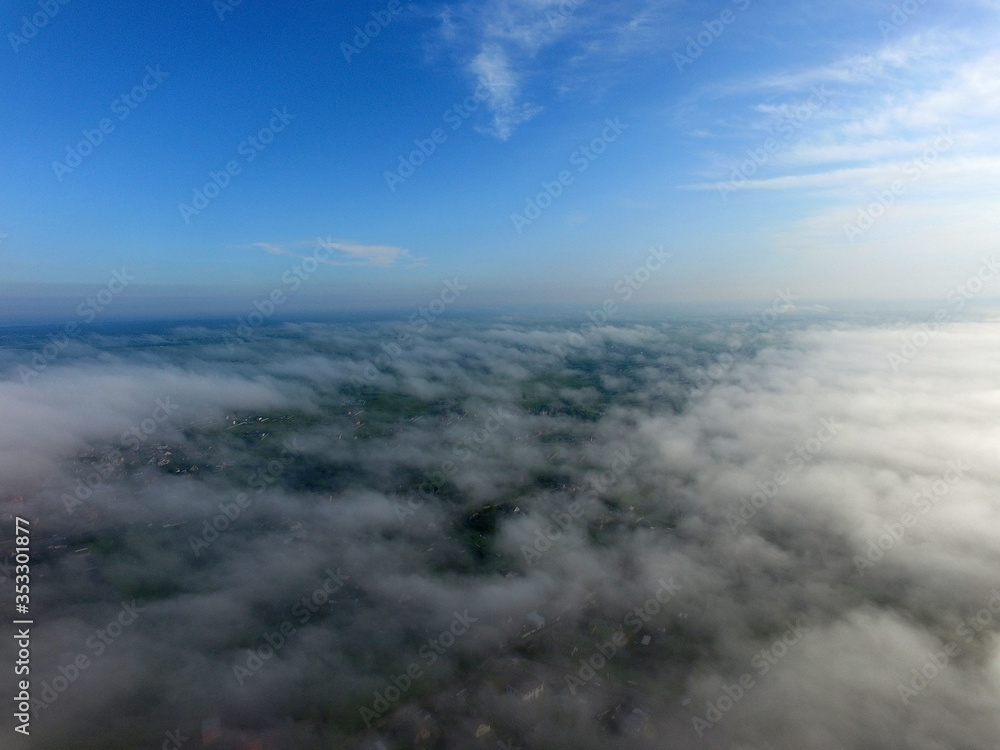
xmin=3 ymin=0 xmax=1000 ymax=316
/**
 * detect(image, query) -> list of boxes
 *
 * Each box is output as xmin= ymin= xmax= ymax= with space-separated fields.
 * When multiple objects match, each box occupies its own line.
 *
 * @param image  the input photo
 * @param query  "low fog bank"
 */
xmin=1 ymin=313 xmax=999 ymax=749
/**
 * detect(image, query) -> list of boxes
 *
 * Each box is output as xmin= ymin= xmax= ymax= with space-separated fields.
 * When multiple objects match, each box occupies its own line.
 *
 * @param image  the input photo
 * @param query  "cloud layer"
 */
xmin=2 ymin=312 xmax=1000 ymax=748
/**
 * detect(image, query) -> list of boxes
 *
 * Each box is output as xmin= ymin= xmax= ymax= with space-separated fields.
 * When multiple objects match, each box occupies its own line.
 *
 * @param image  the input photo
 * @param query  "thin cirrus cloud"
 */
xmin=675 ymin=14 xmax=1000 ymax=266
xmin=685 ymin=30 xmax=1000 ymax=191
xmin=247 ymin=239 xmax=418 ymax=267
xmin=468 ymin=43 xmax=544 ymax=140
xmin=432 ymin=0 xmax=673 ymax=140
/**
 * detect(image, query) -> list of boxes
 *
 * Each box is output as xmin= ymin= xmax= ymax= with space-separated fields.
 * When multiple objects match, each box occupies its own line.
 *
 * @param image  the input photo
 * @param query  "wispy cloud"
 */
xmin=678 ymin=10 xmax=1000 ymax=256
xmin=245 ymin=239 xmax=418 ymax=267
xmin=250 ymin=241 xmax=289 ymax=255
xmin=468 ymin=42 xmax=543 ymax=140
xmin=662 ymin=3 xmax=1000 ymax=283
xmin=687 ymin=29 xmax=1000 ymax=184
xmin=431 ymin=0 xmax=674 ymax=140
xmin=316 ymin=239 xmax=415 ymax=267
xmin=686 ymin=153 xmax=1000 ymax=194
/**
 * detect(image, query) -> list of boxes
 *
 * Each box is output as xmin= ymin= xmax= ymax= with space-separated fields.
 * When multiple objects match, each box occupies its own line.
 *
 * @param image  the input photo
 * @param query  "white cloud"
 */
xmin=433 ymin=0 xmax=674 ymax=139
xmin=468 ymin=42 xmax=543 ymax=140
xmin=10 ymin=318 xmax=1000 ymax=746
xmin=247 ymin=239 xmax=413 ymax=267
xmin=316 ymin=239 xmax=412 ymax=267
xmin=681 ymin=19 xmax=1000 ymax=267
